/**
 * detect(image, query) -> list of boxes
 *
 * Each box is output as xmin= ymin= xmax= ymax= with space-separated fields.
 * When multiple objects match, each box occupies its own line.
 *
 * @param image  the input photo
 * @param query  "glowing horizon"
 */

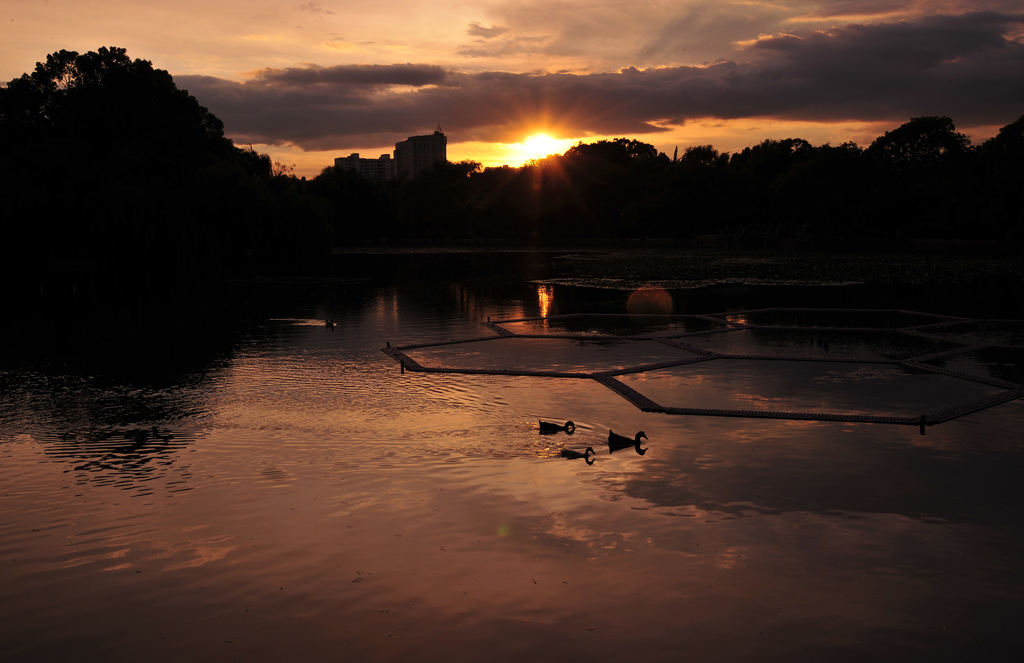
xmin=4 ymin=2 xmax=1020 ymax=178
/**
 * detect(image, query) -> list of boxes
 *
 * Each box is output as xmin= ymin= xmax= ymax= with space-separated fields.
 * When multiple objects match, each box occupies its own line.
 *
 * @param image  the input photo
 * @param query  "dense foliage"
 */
xmin=0 ymin=47 xmax=317 ymax=280
xmin=2 ymin=48 xmax=1022 ymax=283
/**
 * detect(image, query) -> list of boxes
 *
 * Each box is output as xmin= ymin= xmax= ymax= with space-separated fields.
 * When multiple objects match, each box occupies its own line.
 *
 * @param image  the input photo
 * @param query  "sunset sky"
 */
xmin=3 ymin=1 xmax=1023 ymax=176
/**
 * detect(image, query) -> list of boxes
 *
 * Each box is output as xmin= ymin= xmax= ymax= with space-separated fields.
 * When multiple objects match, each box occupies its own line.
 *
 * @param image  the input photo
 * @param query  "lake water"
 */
xmin=2 ymin=249 xmax=1023 ymax=662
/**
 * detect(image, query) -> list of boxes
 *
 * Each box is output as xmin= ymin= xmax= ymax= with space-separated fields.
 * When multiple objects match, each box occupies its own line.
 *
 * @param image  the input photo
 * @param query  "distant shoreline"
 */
xmin=333 ymin=236 xmax=1016 ymax=253
xmin=7 ymin=245 xmax=1023 ymax=303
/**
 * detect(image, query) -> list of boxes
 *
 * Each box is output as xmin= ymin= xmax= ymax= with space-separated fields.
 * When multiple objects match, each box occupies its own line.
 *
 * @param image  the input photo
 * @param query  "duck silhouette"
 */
xmin=539 ymin=420 xmax=575 ymax=435
xmin=560 ymin=446 xmax=595 ymax=465
xmin=608 ymin=430 xmax=648 ymax=455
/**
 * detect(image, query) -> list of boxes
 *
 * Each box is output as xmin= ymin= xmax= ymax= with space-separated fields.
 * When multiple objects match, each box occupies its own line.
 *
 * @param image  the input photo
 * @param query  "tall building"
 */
xmin=394 ymin=125 xmax=447 ymax=178
xmin=334 ymin=153 xmax=396 ymax=179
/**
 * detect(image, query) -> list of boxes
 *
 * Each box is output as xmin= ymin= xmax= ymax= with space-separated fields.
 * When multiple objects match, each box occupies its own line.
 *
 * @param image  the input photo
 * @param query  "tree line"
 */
xmin=2 ymin=47 xmax=1022 ymax=282
xmin=382 ymin=116 xmax=1023 ymax=249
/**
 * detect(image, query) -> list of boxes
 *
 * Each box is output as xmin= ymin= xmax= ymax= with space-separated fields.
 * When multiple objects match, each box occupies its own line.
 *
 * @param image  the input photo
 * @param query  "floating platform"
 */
xmin=383 ymin=309 xmax=1024 ymax=433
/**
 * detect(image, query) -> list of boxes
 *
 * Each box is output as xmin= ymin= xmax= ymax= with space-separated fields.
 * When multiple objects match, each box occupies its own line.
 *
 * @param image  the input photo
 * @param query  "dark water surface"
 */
xmin=2 ymin=249 xmax=1023 ymax=662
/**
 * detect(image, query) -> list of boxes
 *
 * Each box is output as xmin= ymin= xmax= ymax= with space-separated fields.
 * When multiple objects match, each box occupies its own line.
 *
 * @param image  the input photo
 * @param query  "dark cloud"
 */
xmin=795 ymin=0 xmax=1023 ymax=20
xmin=459 ymin=0 xmax=785 ymax=66
xmin=177 ymin=12 xmax=1024 ymax=150
xmin=455 ymin=1 xmax=1022 ymax=69
xmin=728 ymin=11 xmax=1024 ymax=119
xmin=466 ymin=21 xmax=510 ymax=39
xmin=249 ymin=63 xmax=448 ymax=87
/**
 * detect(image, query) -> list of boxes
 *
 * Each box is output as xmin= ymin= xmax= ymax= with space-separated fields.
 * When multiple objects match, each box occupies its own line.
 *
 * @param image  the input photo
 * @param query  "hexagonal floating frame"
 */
xmin=382 ymin=309 xmax=1024 ymax=433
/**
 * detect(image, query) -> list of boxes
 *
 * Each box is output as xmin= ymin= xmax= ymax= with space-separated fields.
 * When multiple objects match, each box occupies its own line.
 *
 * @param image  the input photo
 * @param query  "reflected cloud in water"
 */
xmin=2 ymin=254 xmax=1023 ymax=661
xmin=609 ymin=413 xmax=1024 ymax=528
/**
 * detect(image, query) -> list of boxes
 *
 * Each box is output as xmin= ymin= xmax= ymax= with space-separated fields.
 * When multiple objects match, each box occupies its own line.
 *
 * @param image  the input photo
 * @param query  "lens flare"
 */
xmin=627 ymin=287 xmax=673 ymax=315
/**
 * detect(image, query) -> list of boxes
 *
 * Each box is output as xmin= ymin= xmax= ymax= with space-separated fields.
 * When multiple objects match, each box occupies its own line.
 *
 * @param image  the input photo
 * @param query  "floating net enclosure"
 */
xmin=382 ymin=309 xmax=1024 ymax=433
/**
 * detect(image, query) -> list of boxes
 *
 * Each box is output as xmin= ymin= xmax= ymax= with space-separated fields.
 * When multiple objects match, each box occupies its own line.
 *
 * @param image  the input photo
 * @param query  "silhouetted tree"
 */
xmin=236 ymin=145 xmax=274 ymax=179
xmin=866 ymin=116 xmax=971 ymax=169
xmin=309 ymin=165 xmax=393 ymax=244
xmin=972 ymin=114 xmax=1024 ymax=240
xmin=564 ymin=137 xmax=661 ymax=166
xmin=860 ymin=117 xmax=974 ymax=239
xmin=5 ymin=49 xmax=1020 ymax=265
xmin=1 ymin=47 xmax=234 ymax=167
xmin=0 ymin=47 xmax=301 ymax=281
xmin=392 ymin=160 xmax=483 ymax=239
xmin=680 ymin=145 xmax=729 ymax=169
xmin=770 ymin=142 xmax=873 ymax=241
xmin=980 ymin=114 xmax=1024 ymax=156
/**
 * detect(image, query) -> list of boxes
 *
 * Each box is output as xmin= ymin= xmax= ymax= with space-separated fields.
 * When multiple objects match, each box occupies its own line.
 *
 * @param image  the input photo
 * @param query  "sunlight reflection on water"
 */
xmin=2 ymin=266 xmax=1023 ymax=662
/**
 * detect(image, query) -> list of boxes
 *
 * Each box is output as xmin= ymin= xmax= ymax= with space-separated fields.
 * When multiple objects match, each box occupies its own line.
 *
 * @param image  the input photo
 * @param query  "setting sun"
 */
xmin=508 ymin=133 xmax=576 ymax=166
